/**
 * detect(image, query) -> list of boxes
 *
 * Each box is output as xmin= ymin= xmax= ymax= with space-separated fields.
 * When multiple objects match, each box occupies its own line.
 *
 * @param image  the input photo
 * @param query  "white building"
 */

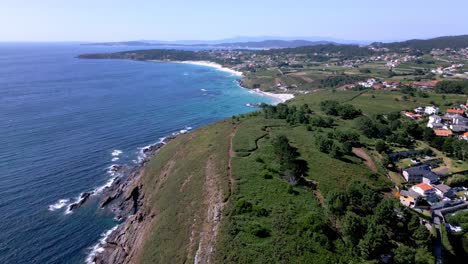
xmin=411 ymin=183 xmax=436 ymax=196
xmin=425 ymin=106 xmax=439 ymax=115
xmin=427 ymin=115 xmax=442 ymax=128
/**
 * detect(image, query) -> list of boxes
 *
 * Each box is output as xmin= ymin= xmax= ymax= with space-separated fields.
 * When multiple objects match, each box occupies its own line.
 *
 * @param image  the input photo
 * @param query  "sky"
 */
xmin=0 ymin=0 xmax=467 ymax=42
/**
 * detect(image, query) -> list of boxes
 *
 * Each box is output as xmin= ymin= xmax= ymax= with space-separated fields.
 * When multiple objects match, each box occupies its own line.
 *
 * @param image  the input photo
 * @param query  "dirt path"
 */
xmin=194 ymin=125 xmax=238 ymax=264
xmin=352 ymin=147 xmax=378 ymax=173
xmin=227 ymin=126 xmax=238 ymax=195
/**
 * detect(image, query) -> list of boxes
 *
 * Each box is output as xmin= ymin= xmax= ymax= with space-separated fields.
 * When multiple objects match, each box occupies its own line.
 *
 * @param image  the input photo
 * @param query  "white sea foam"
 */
xmin=200 ymin=88 xmax=207 ymax=92
xmin=94 ymin=176 xmax=117 ymax=194
xmin=48 ymin=199 xmax=70 ymax=211
xmin=111 ymin=157 xmax=119 ymax=162
xmin=173 ymin=61 xmax=243 ymax=76
xmin=111 ymin=150 xmax=123 ymax=157
xmin=85 ymin=225 xmax=120 ymax=264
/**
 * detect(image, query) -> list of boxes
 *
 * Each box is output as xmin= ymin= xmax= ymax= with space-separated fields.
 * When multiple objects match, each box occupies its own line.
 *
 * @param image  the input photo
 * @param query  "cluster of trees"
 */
xmin=272 ymin=135 xmax=308 ymax=185
xmin=427 ymin=133 xmax=468 ymax=161
xmin=354 ymin=111 xmax=468 ymax=162
xmin=446 ymin=210 xmax=468 ymax=231
xmin=319 ymin=75 xmax=366 ymax=88
xmin=261 ymin=103 xmax=313 ymax=125
xmin=320 ymin=100 xmax=362 ymax=119
xmin=354 ymin=112 xmax=430 ymax=149
xmin=315 ymin=129 xmax=360 ymax=159
xmin=326 ymin=182 xmax=434 ymax=263
xmin=400 ymin=86 xmax=429 ymax=98
xmin=258 ymin=44 xmax=378 ymax=58
xmin=435 ymin=80 xmax=468 ymax=94
xmin=80 ymin=49 xmax=207 ymax=61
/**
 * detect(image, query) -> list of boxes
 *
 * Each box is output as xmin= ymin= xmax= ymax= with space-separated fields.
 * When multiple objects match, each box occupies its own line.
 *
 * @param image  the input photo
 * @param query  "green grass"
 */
xmin=138 ymin=120 xmax=233 ymax=263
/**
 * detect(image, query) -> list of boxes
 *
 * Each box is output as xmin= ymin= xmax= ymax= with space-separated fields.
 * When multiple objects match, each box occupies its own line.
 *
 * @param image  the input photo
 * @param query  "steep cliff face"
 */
xmin=93 ymin=120 xmax=235 ymax=264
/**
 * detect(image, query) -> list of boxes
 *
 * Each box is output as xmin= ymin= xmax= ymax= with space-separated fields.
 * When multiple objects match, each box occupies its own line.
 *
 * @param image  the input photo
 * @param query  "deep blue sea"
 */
xmin=0 ymin=43 xmax=275 ymax=263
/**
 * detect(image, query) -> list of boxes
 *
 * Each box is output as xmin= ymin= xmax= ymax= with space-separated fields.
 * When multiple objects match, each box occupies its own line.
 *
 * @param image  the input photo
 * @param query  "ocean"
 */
xmin=0 ymin=43 xmax=276 ymax=263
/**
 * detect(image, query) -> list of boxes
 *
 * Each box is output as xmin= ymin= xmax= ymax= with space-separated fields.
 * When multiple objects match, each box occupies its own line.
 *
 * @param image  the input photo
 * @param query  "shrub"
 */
xmin=233 ymin=199 xmax=253 ymax=214
xmin=248 ymin=222 xmax=270 ymax=238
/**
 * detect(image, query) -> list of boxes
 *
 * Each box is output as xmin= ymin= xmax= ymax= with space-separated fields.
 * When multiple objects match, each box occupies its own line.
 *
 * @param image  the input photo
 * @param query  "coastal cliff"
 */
xmin=90 ymin=120 xmax=235 ymax=263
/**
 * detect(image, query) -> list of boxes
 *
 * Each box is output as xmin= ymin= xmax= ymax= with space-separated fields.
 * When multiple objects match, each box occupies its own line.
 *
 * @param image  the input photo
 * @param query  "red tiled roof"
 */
xmin=447 ymin=108 xmax=465 ymax=114
xmin=414 ymin=183 xmax=434 ymax=191
xmin=434 ymin=129 xmax=453 ymax=137
xmin=405 ymin=112 xmax=422 ymax=118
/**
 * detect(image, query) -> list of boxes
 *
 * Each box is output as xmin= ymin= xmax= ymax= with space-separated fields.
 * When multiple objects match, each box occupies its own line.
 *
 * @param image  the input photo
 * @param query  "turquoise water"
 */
xmin=0 ymin=43 xmax=275 ymax=263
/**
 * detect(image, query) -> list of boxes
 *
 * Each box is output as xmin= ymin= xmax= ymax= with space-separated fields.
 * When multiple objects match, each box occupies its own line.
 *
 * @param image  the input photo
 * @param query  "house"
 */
xmin=373 ymin=84 xmax=383 ymax=90
xmin=412 ymin=183 xmax=436 ymax=196
xmin=427 ymin=115 xmax=442 ymax=128
xmin=404 ymin=112 xmax=422 ymax=120
xmin=447 ymin=108 xmax=465 ymax=116
xmin=452 ymin=116 xmax=468 ymax=125
xmin=413 ymin=80 xmax=439 ymax=89
xmin=425 ymin=106 xmax=439 ymax=115
xmin=414 ymin=107 xmax=425 ymax=114
xmin=434 ymin=129 xmax=453 ymax=137
xmin=462 ymin=132 xmax=468 ymax=141
xmin=450 ymin=116 xmax=468 ymax=132
xmin=399 ymin=190 xmax=419 ymax=207
xmin=403 ymin=164 xmax=439 ymax=183
xmin=433 ymin=184 xmax=454 ymax=198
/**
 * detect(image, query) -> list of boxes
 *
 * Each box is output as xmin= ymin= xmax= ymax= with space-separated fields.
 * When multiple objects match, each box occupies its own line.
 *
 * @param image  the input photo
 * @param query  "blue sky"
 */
xmin=1 ymin=0 xmax=467 ymax=42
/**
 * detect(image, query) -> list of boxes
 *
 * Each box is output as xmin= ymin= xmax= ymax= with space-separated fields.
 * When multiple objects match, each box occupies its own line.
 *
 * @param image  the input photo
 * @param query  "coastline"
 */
xmin=76 ymin=57 xmax=295 ymax=264
xmin=149 ymin=59 xmax=295 ymax=104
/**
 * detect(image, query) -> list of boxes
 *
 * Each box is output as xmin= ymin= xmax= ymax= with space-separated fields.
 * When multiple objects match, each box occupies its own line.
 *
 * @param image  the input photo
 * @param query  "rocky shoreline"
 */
xmin=85 ymin=133 xmax=180 ymax=264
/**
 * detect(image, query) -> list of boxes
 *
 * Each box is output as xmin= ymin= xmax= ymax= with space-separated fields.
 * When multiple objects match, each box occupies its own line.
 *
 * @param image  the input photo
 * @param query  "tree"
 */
xmin=325 ymin=191 xmax=349 ymax=216
xmin=415 ymin=247 xmax=435 ymax=264
xmin=412 ymin=225 xmax=432 ymax=247
xmin=355 ymin=116 xmax=378 ymax=138
xmin=341 ymin=211 xmax=367 ymax=246
xmin=272 ymin=135 xmax=299 ymax=168
xmin=375 ymin=139 xmax=388 ymax=153
xmin=358 ymin=222 xmax=387 ymax=259
xmin=393 ymin=245 xmax=416 ymax=264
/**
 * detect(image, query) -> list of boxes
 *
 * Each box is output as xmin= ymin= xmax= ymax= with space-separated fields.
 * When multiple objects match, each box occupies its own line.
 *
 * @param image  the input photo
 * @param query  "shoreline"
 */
xmin=149 ymin=59 xmax=295 ymax=104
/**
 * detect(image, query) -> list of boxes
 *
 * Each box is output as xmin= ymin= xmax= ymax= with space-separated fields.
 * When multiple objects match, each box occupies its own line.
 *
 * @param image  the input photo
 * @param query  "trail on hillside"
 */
xmin=194 ymin=125 xmax=238 ymax=264
xmin=352 ymin=147 xmax=378 ymax=173
xmin=228 ymin=126 xmax=239 ymax=196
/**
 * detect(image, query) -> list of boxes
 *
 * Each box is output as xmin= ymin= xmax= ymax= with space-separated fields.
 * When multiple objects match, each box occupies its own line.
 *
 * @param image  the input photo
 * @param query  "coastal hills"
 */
xmin=81 ymin=35 xmax=468 ymax=263
xmin=83 ymin=39 xmax=336 ymax=49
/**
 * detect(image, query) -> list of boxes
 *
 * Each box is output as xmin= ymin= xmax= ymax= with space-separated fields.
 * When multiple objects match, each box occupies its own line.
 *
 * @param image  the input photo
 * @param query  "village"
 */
xmin=394 ymin=102 xmax=468 ymax=234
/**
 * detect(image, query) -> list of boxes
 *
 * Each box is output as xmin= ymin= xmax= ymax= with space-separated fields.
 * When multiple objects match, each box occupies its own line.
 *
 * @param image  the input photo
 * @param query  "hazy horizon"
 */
xmin=1 ymin=0 xmax=467 ymax=42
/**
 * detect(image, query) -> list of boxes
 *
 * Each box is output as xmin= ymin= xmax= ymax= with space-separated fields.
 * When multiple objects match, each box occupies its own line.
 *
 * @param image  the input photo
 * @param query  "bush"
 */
xmin=248 ymin=222 xmax=270 ymax=238
xmin=233 ymin=199 xmax=253 ymax=214
xmin=261 ymin=169 xmax=273 ymax=179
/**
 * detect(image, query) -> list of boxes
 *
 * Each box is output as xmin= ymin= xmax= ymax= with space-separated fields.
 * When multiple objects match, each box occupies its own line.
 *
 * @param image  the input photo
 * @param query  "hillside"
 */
xmin=91 ymin=88 xmax=468 ymax=263
xmin=373 ymin=35 xmax=468 ymax=51
xmin=83 ymin=39 xmax=334 ymax=49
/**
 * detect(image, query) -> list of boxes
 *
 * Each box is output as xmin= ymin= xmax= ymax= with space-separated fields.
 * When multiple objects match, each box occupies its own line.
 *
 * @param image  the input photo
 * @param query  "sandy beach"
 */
xmin=251 ymin=89 xmax=295 ymax=104
xmin=176 ymin=61 xmax=244 ymax=76
xmin=151 ymin=60 xmax=295 ymax=104
xmin=178 ymin=61 xmax=295 ymax=103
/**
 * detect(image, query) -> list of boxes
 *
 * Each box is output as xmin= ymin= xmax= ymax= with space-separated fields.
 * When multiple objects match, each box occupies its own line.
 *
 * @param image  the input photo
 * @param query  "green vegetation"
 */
xmin=446 ymin=210 xmax=468 ymax=231
xmin=83 ymin=37 xmax=468 ymax=263
xmin=435 ymin=80 xmax=468 ymax=94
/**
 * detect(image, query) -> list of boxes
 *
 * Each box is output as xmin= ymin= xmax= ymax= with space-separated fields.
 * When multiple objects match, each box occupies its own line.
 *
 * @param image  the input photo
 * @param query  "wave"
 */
xmin=111 ymin=150 xmax=123 ymax=157
xmin=48 ymin=199 xmax=70 ymax=211
xmin=50 ymin=126 xmax=193 ymax=214
xmin=200 ymin=89 xmax=207 ymax=92
xmin=85 ymin=225 xmax=120 ymax=264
